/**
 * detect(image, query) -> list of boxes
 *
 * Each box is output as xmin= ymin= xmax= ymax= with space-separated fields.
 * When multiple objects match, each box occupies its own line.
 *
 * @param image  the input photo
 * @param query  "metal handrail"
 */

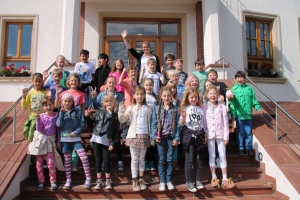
xmin=215 ymin=56 xmax=300 ymax=128
xmin=0 ymin=61 xmax=56 ymax=144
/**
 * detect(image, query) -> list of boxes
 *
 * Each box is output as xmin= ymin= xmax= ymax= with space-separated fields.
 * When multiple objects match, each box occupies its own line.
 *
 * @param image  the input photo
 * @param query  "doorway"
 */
xmin=103 ymin=18 xmax=181 ymax=68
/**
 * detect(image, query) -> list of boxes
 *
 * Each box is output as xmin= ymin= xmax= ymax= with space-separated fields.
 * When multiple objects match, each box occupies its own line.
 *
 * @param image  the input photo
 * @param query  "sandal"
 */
xmin=211 ymin=178 xmax=220 ymax=188
xmin=222 ymin=178 xmax=235 ymax=189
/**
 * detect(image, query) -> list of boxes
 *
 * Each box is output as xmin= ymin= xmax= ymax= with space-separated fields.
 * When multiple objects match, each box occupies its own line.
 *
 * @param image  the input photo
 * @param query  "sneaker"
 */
xmin=139 ymin=179 xmax=147 ymax=190
xmin=215 ymin=158 xmax=221 ymax=168
xmin=132 ymin=179 xmax=141 ymax=191
xmin=222 ymin=178 xmax=235 ymax=189
xmin=211 ymin=177 xmax=220 ymax=187
xmin=84 ymin=180 xmax=91 ymax=189
xmin=118 ymin=163 xmax=124 ymax=171
xmin=63 ymin=181 xmax=71 ymax=190
xmin=247 ymin=150 xmax=253 ymax=156
xmin=186 ymin=182 xmax=197 ymax=192
xmin=196 ymin=181 xmax=204 ymax=189
xmin=167 ymin=182 xmax=175 ymax=190
xmin=173 ymin=162 xmax=179 ymax=170
xmin=37 ymin=183 xmax=44 ymax=191
xmin=238 ymin=150 xmax=244 ymax=156
xmin=106 ymin=179 xmax=112 ymax=189
xmin=144 ymin=161 xmax=150 ymax=171
xmin=148 ymin=161 xmax=156 ymax=171
xmin=71 ymin=165 xmax=78 ymax=171
xmin=94 ymin=179 xmax=104 ymax=189
xmin=50 ymin=183 xmax=57 ymax=190
xmin=159 ymin=183 xmax=166 ymax=191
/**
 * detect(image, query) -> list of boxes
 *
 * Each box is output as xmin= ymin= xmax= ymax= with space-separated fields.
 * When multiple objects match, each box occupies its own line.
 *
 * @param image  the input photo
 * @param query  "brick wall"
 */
xmin=195 ymin=1 xmax=204 ymax=60
xmin=78 ymin=2 xmax=85 ymax=61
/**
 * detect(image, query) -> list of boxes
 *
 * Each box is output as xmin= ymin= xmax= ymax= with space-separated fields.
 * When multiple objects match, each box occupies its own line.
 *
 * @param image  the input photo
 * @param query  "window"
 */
xmin=246 ymin=19 xmax=273 ymax=70
xmin=4 ymin=22 xmax=32 ymax=69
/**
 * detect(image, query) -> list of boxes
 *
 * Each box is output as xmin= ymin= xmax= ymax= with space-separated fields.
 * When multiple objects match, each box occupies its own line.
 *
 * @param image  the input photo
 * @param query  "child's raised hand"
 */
xmin=22 ymin=88 xmax=29 ymax=98
xmin=160 ymin=66 xmax=165 ymax=74
xmin=218 ymin=95 xmax=225 ymax=104
xmin=84 ymin=108 xmax=91 ymax=117
xmin=121 ymin=30 xmax=128 ymax=38
xmin=43 ymin=70 xmax=49 ymax=79
xmin=33 ymin=111 xmax=40 ymax=118
xmin=119 ymin=101 xmax=126 ymax=110
xmin=122 ymin=67 xmax=127 ymax=73
xmin=91 ymin=87 xmax=97 ymax=98
xmin=56 ymin=85 xmax=63 ymax=96
xmin=223 ymin=140 xmax=228 ymax=146
xmin=257 ymin=110 xmax=263 ymax=115
xmin=60 ymin=106 xmax=67 ymax=112
xmin=178 ymin=107 xmax=186 ymax=117
xmin=46 ymin=88 xmax=52 ymax=97
xmin=108 ymin=145 xmax=114 ymax=151
xmin=142 ymin=65 xmax=146 ymax=74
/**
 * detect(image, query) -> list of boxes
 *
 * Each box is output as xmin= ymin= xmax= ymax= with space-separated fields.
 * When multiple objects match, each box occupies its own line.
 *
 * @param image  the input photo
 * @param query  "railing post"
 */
xmin=13 ymin=108 xmax=16 ymax=144
xmin=275 ymin=107 xmax=278 ymax=141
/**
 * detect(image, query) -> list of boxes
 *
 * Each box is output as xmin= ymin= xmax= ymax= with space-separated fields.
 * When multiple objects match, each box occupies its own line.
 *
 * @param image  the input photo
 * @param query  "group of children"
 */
xmin=22 ymin=47 xmax=262 ymax=193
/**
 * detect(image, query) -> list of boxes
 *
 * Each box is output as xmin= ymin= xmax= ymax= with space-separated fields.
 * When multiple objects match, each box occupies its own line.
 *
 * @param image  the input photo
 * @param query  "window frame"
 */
xmin=0 ymin=15 xmax=38 ymax=73
xmin=242 ymin=11 xmax=282 ymax=75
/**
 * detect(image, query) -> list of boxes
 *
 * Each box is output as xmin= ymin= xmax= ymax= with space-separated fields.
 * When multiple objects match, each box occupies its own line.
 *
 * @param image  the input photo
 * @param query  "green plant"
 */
xmin=247 ymin=63 xmax=281 ymax=78
xmin=0 ymin=64 xmax=30 ymax=77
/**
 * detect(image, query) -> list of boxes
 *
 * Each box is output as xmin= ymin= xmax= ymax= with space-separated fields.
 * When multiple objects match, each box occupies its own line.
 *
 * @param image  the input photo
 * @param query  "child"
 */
xmin=139 ymin=58 xmax=166 ymax=96
xmin=44 ymin=69 xmax=68 ymax=101
xmin=179 ymin=88 xmax=206 ymax=192
xmin=119 ymin=65 xmax=137 ymax=107
xmin=94 ymin=53 xmax=111 ymax=93
xmin=164 ymin=54 xmax=176 ymax=83
xmin=118 ymin=86 xmax=152 ymax=191
xmin=166 ymin=81 xmax=180 ymax=170
xmin=193 ymin=59 xmax=208 ymax=94
xmin=56 ymin=93 xmax=91 ymax=189
xmin=202 ymin=80 xmax=213 ymax=104
xmin=143 ymin=78 xmax=158 ymax=171
xmin=229 ymin=71 xmax=262 ymax=156
xmin=27 ymin=96 xmax=64 ymax=191
xmin=74 ymin=49 xmax=95 ymax=108
xmin=57 ymin=73 xmax=86 ymax=171
xmin=22 ymin=73 xmax=46 ymax=141
xmin=91 ymin=76 xmax=124 ymax=170
xmin=184 ymin=74 xmax=203 ymax=105
xmin=43 ymin=55 xmax=70 ymax=87
xmin=174 ymin=58 xmax=188 ymax=87
xmin=84 ymin=94 xmax=120 ymax=189
xmin=168 ymin=70 xmax=179 ymax=85
xmin=109 ymin=59 xmax=127 ymax=93
xmin=151 ymin=87 xmax=180 ymax=191
xmin=203 ymin=85 xmax=235 ymax=188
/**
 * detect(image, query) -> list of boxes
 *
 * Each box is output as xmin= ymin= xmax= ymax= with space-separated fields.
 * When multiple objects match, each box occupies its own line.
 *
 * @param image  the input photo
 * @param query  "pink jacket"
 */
xmin=203 ymin=103 xmax=229 ymax=141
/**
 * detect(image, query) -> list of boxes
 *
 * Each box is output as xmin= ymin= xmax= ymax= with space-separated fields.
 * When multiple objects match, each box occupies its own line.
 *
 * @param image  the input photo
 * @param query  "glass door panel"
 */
xmin=163 ymin=41 xmax=177 ymax=67
xmin=104 ymin=38 xmax=130 ymax=68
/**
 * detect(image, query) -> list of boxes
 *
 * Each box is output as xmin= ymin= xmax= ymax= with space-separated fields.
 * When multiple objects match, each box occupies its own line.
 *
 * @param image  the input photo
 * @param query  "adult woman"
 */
xmin=121 ymin=30 xmax=161 ymax=84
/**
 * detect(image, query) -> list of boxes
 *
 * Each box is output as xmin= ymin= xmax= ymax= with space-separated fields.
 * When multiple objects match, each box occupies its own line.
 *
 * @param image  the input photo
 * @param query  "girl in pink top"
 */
xmin=109 ymin=59 xmax=127 ymax=93
xmin=203 ymin=85 xmax=235 ymax=189
xmin=119 ymin=65 xmax=137 ymax=107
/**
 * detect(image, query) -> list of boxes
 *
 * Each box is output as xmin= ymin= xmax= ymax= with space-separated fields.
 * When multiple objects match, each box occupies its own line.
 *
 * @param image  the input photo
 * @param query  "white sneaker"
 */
xmin=159 ymin=183 xmax=166 ymax=191
xmin=167 ymin=182 xmax=175 ymax=190
xmin=186 ymin=182 xmax=197 ymax=192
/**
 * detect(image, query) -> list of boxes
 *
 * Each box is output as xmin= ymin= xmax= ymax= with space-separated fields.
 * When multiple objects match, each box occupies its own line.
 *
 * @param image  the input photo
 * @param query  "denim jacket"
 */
xmin=151 ymin=104 xmax=181 ymax=142
xmin=91 ymin=89 xmax=124 ymax=110
xmin=56 ymin=107 xmax=86 ymax=138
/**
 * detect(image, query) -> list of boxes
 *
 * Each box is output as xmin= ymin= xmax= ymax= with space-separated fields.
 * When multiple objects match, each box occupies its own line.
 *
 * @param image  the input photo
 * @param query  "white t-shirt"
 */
xmin=143 ymin=71 xmax=162 ymax=96
xmin=146 ymin=94 xmax=157 ymax=110
xmin=140 ymin=55 xmax=156 ymax=79
xmin=135 ymin=105 xmax=149 ymax=134
xmin=74 ymin=62 xmax=95 ymax=83
xmin=184 ymin=105 xmax=204 ymax=131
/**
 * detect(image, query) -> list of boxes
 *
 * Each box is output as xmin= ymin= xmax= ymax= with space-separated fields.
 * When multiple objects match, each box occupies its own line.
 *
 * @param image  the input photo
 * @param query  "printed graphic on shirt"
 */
xmin=178 ymin=72 xmax=188 ymax=86
xmin=146 ymin=94 xmax=157 ymax=110
xmin=31 ymin=94 xmax=44 ymax=113
xmin=78 ymin=65 xmax=90 ymax=82
xmin=186 ymin=106 xmax=203 ymax=130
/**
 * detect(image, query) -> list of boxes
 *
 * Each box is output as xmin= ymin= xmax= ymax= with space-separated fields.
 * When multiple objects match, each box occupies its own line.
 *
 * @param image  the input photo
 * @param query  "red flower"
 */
xmin=21 ymin=66 xmax=26 ymax=69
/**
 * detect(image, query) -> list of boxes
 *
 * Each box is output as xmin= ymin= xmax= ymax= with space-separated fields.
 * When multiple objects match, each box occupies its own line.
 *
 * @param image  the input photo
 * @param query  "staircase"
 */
xmin=21 ymin=118 xmax=280 ymax=199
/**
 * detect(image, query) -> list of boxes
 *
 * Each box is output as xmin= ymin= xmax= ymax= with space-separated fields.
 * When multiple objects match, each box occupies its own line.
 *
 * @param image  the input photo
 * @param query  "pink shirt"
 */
xmin=121 ymin=78 xmax=137 ymax=107
xmin=203 ymin=103 xmax=229 ymax=141
xmin=109 ymin=71 xmax=128 ymax=93
xmin=59 ymin=90 xmax=86 ymax=107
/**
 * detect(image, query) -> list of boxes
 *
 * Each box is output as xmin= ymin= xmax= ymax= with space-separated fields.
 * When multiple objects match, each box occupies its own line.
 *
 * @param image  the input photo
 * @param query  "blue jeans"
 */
xmin=61 ymin=141 xmax=84 ymax=153
xmin=157 ymin=136 xmax=173 ymax=183
xmin=172 ymin=145 xmax=178 ymax=162
xmin=236 ymin=119 xmax=253 ymax=150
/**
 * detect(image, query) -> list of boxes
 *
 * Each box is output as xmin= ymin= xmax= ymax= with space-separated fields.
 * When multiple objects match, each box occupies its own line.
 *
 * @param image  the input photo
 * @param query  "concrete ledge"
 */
xmin=0 ymin=77 xmax=32 ymax=83
xmin=246 ymin=77 xmax=287 ymax=84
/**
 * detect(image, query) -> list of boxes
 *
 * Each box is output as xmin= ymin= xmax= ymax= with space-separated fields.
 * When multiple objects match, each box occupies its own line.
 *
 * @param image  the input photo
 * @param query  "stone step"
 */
xmin=22 ymin=178 xmax=274 ymax=199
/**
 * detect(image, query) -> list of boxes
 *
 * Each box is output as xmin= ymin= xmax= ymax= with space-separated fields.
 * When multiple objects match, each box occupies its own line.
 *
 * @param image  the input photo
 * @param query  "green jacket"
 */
xmin=229 ymin=83 xmax=261 ymax=120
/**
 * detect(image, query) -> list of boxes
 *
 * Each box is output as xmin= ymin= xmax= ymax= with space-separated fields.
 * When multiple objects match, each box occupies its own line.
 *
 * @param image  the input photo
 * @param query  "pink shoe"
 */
xmin=211 ymin=178 xmax=220 ymax=188
xmin=222 ymin=178 xmax=235 ymax=189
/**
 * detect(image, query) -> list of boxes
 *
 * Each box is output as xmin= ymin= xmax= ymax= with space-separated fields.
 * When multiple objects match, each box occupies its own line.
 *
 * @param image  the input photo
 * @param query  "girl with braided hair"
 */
xmin=151 ymin=87 xmax=181 ymax=191
xmin=179 ymin=87 xmax=206 ymax=192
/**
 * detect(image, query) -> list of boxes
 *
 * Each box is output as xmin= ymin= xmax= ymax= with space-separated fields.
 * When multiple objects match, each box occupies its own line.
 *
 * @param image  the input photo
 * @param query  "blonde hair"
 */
xmin=111 ymin=59 xmax=124 ymax=72
xmin=147 ymin=58 xmax=157 ymax=65
xmin=41 ymin=96 xmax=55 ymax=106
xmin=102 ymin=94 xmax=117 ymax=112
xmin=181 ymin=88 xmax=201 ymax=107
xmin=205 ymin=85 xmax=218 ymax=101
xmin=56 ymin=55 xmax=66 ymax=62
xmin=52 ymin=69 xmax=63 ymax=76
xmin=174 ymin=58 xmax=183 ymax=64
xmin=166 ymin=81 xmax=178 ymax=100
xmin=105 ymin=76 xmax=116 ymax=84
xmin=132 ymin=86 xmax=147 ymax=105
xmin=168 ymin=70 xmax=179 ymax=78
xmin=66 ymin=73 xmax=81 ymax=89
xmin=185 ymin=74 xmax=199 ymax=89
xmin=142 ymin=41 xmax=150 ymax=48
